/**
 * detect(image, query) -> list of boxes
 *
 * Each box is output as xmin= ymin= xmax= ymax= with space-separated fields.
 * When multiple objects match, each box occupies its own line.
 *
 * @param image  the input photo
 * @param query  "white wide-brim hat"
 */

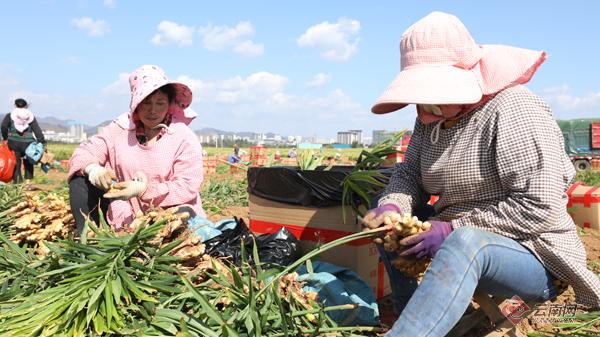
xmin=372 ymin=11 xmax=545 ymax=114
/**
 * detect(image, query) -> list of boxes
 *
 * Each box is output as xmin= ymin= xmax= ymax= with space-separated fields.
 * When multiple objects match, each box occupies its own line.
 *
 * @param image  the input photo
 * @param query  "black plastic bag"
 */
xmin=204 ymin=217 xmax=301 ymax=268
xmin=203 ymin=217 xmax=252 ymax=264
xmin=253 ymin=227 xmax=302 ymax=267
xmin=247 ymin=166 xmax=394 ymax=207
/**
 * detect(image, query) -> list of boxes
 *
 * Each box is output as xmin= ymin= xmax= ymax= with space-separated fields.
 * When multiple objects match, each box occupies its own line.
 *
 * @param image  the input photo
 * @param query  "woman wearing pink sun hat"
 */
xmin=68 ymin=65 xmax=205 ymax=233
xmin=362 ymin=11 xmax=600 ymax=335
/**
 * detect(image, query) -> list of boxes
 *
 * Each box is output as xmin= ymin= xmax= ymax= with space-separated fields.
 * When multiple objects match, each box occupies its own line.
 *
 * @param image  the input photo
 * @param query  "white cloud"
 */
xmin=151 ymin=21 xmax=195 ymax=46
xmin=174 ymin=75 xmax=213 ymax=102
xmin=233 ymin=40 xmax=264 ymax=57
xmin=71 ymin=17 xmax=110 ymax=37
xmin=164 ymin=72 xmax=407 ymax=136
xmin=0 ymin=68 xmax=416 ymax=138
xmin=103 ymin=0 xmax=115 ymax=8
xmin=297 ymin=18 xmax=360 ymax=62
xmin=541 ymin=86 xmax=600 ymax=115
xmin=306 ymin=73 xmax=332 ymax=88
xmin=198 ymin=21 xmax=264 ymax=57
xmin=199 ymin=21 xmax=253 ymax=50
xmin=102 ymin=73 xmax=130 ymax=96
xmin=215 ymin=72 xmax=288 ymax=104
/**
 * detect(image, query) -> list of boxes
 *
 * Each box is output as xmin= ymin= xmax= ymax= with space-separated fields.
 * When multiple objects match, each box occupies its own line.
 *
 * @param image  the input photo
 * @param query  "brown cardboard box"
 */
xmin=248 ymin=194 xmax=391 ymax=299
xmin=382 ymin=152 xmax=404 ymax=167
xmin=567 ymin=182 xmax=600 ymax=229
xmin=381 ymin=146 xmax=408 ymax=167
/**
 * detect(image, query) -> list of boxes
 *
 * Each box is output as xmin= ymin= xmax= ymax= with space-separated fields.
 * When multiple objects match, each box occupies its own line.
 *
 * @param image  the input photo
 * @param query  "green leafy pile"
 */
xmin=0 ymin=206 xmax=389 ymax=336
xmin=342 ymin=132 xmax=405 ymax=220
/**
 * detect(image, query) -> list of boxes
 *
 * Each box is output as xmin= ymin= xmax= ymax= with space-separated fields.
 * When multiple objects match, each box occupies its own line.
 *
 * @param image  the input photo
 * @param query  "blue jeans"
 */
xmin=383 ymin=226 xmax=558 ymax=337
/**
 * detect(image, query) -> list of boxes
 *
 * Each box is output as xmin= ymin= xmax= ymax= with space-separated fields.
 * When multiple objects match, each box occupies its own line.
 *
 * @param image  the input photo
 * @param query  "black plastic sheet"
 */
xmin=204 ymin=217 xmax=302 ymax=267
xmin=247 ymin=166 xmax=393 ymax=207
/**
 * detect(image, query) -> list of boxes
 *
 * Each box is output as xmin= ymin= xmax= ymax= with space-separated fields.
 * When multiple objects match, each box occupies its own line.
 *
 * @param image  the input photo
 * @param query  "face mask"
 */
xmin=419 ymin=104 xmax=443 ymax=116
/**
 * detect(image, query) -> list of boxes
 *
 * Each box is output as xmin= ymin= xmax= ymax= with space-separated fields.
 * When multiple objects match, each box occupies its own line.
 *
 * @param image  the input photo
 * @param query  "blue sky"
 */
xmin=1 ymin=1 xmax=598 ymax=138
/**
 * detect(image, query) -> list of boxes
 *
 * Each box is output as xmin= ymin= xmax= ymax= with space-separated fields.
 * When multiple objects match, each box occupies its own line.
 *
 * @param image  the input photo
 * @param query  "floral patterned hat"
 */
xmin=128 ymin=65 xmax=196 ymax=125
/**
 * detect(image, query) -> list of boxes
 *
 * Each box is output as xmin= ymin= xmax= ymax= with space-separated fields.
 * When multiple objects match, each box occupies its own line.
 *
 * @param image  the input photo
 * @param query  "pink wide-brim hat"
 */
xmin=128 ymin=65 xmax=197 ymax=124
xmin=372 ymin=11 xmax=546 ymax=114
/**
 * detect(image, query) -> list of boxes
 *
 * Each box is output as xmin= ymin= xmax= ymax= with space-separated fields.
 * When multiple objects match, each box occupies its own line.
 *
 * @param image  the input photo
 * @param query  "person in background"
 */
xmin=363 ymin=12 xmax=600 ymax=336
xmin=274 ymin=149 xmax=281 ymax=161
xmin=68 ymin=65 xmax=205 ymax=234
xmin=227 ymin=144 xmax=242 ymax=164
xmin=1 ymin=98 xmax=45 ymax=183
xmin=227 ymin=152 xmax=241 ymax=164
xmin=233 ymin=143 xmax=240 ymax=157
xmin=288 ymin=147 xmax=297 ymax=158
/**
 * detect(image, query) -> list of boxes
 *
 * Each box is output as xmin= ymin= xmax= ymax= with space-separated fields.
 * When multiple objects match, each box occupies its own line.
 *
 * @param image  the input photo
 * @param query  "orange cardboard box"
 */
xmin=248 ymin=194 xmax=391 ymax=299
xmin=567 ymin=182 xmax=600 ymax=229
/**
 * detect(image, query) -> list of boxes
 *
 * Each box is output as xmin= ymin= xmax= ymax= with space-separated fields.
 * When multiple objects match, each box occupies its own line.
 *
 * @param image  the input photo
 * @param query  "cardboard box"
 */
xmin=248 ymin=194 xmax=391 ymax=299
xmin=382 ymin=152 xmax=404 ymax=167
xmin=202 ymin=156 xmax=217 ymax=175
xmin=382 ymin=146 xmax=408 ymax=167
xmin=567 ymin=182 xmax=600 ymax=229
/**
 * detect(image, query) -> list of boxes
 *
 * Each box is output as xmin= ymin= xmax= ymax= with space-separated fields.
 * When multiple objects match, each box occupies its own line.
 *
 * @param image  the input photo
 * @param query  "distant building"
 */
xmin=287 ymin=135 xmax=302 ymax=145
xmin=309 ymin=135 xmax=332 ymax=144
xmin=253 ymin=133 xmax=266 ymax=143
xmin=348 ymin=129 xmax=362 ymax=144
xmin=337 ymin=129 xmax=362 ymax=145
xmin=43 ymin=123 xmax=87 ymax=143
xmin=70 ymin=124 xmax=87 ymax=141
xmin=372 ymin=130 xmax=397 ymax=145
xmin=197 ymin=134 xmax=217 ymax=144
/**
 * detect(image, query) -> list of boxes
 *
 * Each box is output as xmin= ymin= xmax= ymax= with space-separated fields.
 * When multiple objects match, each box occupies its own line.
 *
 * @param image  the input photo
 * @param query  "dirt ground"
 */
xmin=206 ymin=205 xmax=249 ymax=223
xmin=30 ymin=167 xmax=600 ymax=335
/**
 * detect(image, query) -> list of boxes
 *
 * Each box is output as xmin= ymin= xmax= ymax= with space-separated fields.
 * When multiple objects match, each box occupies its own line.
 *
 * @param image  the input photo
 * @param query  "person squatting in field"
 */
xmin=68 ymin=65 xmax=205 ymax=233
xmin=1 ymin=98 xmax=45 ymax=183
xmin=362 ymin=11 xmax=600 ymax=336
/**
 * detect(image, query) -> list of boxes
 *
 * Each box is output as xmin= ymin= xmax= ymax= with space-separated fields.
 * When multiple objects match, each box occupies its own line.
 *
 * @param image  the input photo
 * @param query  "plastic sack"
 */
xmin=189 ymin=216 xmax=238 ymax=242
xmin=247 ymin=166 xmax=393 ymax=207
xmin=203 ymin=217 xmax=302 ymax=267
xmin=297 ymin=261 xmax=380 ymax=326
xmin=0 ymin=142 xmax=16 ymax=183
xmin=25 ymin=141 xmax=44 ymax=164
xmin=254 ymin=227 xmax=302 ymax=267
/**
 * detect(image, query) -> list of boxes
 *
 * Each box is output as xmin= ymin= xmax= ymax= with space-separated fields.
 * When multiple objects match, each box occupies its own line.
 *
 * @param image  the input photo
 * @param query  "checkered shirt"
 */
xmin=379 ymin=85 xmax=600 ymax=308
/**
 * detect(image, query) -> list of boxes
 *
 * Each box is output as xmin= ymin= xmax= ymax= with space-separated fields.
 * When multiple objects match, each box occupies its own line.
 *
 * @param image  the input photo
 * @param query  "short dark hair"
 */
xmin=156 ymin=84 xmax=176 ymax=103
xmin=14 ymin=98 xmax=27 ymax=108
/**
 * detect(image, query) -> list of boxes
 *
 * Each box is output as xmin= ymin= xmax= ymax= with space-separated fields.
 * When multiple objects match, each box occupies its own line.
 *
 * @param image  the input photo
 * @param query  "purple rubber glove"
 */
xmin=400 ymin=220 xmax=453 ymax=259
xmin=361 ymin=203 xmax=401 ymax=229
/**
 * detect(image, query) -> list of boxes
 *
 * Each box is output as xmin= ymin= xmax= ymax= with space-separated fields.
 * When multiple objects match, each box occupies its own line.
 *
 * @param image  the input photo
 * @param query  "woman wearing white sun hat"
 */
xmin=362 ymin=11 xmax=600 ymax=336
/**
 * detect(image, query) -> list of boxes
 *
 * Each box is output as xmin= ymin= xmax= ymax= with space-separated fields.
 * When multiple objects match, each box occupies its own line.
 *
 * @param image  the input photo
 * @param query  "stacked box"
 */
xmin=567 ymin=182 xmax=600 ymax=229
xmin=202 ymin=156 xmax=217 ymax=175
xmin=382 ymin=146 xmax=406 ymax=167
xmin=250 ymin=146 xmax=268 ymax=166
xmin=248 ymin=194 xmax=391 ymax=299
